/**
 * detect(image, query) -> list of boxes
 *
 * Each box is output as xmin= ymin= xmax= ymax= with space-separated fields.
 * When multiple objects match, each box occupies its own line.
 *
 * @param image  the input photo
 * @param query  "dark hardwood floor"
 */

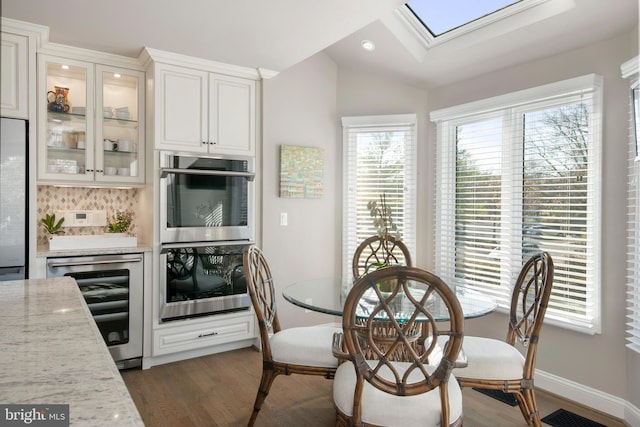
xmin=121 ymin=346 xmax=626 ymax=427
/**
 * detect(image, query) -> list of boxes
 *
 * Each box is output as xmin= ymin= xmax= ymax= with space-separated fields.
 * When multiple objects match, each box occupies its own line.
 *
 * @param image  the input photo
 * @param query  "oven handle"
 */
xmin=47 ymin=256 xmax=143 ymax=268
xmin=160 ymin=241 xmax=253 ymax=253
xmin=160 ymin=168 xmax=255 ymax=181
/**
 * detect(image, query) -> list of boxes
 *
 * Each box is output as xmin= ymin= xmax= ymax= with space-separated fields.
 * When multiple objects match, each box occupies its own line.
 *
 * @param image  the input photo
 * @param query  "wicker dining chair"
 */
xmin=332 ymin=266 xmax=464 ymax=427
xmin=451 ymin=252 xmax=554 ymax=427
xmin=352 ymin=235 xmax=423 ymax=362
xmin=352 ymin=235 xmax=413 ymax=279
xmin=243 ymin=245 xmax=340 ymax=426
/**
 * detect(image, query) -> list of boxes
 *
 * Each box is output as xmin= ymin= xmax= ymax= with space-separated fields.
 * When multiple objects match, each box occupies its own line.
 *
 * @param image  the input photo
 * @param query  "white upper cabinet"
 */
xmin=209 ymin=74 xmax=256 ymax=155
xmin=37 ymin=52 xmax=145 ymax=185
xmin=148 ymin=52 xmax=258 ymax=157
xmin=1 ymin=31 xmax=29 ymax=118
xmin=154 ymin=64 xmax=208 ymax=153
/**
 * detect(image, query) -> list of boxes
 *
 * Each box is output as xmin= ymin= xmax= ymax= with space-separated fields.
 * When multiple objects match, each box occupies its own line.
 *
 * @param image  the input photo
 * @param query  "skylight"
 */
xmin=406 ymin=0 xmax=523 ymax=36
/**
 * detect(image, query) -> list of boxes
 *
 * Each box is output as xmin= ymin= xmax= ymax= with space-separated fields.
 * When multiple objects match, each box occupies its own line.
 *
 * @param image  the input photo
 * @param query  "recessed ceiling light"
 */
xmin=61 ymin=65 xmax=70 ymax=70
xmin=361 ymin=40 xmax=375 ymax=51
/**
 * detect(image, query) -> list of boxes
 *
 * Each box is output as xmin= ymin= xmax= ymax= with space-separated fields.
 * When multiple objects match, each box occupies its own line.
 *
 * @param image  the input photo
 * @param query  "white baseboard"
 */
xmin=536 ymin=368 xmax=639 ymax=425
xmin=625 ymin=401 xmax=640 ymax=427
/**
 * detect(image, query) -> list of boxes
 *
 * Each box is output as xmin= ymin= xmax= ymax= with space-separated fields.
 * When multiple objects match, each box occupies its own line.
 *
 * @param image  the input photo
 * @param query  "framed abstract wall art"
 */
xmin=279 ymin=145 xmax=324 ymax=198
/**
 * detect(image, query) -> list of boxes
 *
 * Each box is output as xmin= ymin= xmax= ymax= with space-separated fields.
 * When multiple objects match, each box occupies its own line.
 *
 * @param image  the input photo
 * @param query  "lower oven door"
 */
xmin=160 ymin=241 xmax=252 ymax=322
xmin=46 ymin=253 xmax=143 ymax=368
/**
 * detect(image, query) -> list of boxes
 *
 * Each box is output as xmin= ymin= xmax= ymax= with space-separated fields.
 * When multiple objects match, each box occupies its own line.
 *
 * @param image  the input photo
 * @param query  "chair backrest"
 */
xmin=352 ymin=235 xmax=413 ymax=279
xmin=341 ymin=266 xmax=463 ymax=423
xmin=507 ymin=252 xmax=554 ymax=378
xmin=243 ymin=245 xmax=281 ymax=360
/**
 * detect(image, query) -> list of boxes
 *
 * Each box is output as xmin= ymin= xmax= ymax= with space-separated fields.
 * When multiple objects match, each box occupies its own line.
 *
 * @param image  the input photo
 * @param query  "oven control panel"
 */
xmin=58 ymin=210 xmax=107 ymax=227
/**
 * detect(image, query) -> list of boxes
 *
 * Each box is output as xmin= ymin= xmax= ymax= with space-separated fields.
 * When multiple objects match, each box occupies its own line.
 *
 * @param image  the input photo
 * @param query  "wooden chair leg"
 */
xmin=523 ymin=388 xmax=541 ymax=427
xmin=248 ymin=369 xmax=277 ymax=426
xmin=512 ymin=392 xmax=529 ymax=424
xmin=513 ymin=389 xmax=541 ymax=427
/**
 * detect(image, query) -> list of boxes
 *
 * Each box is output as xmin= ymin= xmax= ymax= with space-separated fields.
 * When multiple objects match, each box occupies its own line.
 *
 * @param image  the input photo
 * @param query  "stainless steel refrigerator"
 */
xmin=0 ymin=117 xmax=28 ymax=281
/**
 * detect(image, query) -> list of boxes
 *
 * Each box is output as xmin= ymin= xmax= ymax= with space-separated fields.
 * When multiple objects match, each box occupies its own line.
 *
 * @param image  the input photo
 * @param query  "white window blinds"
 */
xmin=432 ymin=75 xmax=602 ymax=334
xmin=342 ymin=115 xmax=417 ymax=281
xmin=627 ymin=85 xmax=640 ymax=353
xmin=623 ymin=56 xmax=640 ymax=353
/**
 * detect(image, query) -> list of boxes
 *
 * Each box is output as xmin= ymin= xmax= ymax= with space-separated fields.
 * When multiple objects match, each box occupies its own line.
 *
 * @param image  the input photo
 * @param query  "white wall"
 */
xmin=261 ymin=52 xmax=341 ymax=328
xmin=335 ymin=67 xmax=431 ymax=267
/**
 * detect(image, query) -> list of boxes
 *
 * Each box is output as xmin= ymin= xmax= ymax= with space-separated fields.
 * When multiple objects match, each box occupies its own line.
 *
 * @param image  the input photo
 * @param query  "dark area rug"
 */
xmin=541 ymin=409 xmax=607 ymax=427
xmin=472 ymin=388 xmax=518 ymax=406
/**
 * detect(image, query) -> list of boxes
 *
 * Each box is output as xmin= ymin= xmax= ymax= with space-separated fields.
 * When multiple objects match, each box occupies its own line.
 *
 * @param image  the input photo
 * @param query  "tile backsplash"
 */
xmin=37 ymin=185 xmax=140 ymax=246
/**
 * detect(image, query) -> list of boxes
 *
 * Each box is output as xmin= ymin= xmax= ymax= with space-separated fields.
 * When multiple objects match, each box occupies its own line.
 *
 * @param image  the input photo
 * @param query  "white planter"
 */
xmin=48 ymin=234 xmax=138 ymax=250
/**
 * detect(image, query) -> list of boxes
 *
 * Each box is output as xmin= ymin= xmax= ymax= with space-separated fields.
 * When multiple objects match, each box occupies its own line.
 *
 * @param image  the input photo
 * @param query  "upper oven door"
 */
xmin=160 ymin=151 xmax=255 ymax=243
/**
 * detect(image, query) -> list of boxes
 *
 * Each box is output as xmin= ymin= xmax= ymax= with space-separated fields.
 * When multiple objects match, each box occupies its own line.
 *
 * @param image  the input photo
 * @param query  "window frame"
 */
xmin=631 ymin=81 xmax=640 ymax=161
xmin=341 ymin=114 xmax=417 ymax=281
xmin=431 ymin=74 xmax=603 ymax=334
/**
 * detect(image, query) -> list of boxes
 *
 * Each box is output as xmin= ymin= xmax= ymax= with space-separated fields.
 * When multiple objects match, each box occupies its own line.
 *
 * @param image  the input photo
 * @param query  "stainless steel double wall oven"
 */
xmin=159 ymin=152 xmax=255 ymax=322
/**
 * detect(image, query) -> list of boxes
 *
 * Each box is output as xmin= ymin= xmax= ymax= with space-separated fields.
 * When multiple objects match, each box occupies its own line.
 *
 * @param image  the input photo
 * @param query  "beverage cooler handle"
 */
xmin=47 ymin=256 xmax=143 ymax=268
xmin=160 ymin=168 xmax=255 ymax=181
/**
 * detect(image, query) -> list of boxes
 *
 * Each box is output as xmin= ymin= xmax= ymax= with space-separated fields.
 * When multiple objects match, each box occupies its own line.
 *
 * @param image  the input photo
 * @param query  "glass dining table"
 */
xmin=282 ymin=277 xmax=498 ymax=321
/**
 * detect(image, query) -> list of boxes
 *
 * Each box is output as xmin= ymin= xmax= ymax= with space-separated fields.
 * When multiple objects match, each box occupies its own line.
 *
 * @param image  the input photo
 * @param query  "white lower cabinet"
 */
xmin=153 ymin=311 xmax=255 ymax=356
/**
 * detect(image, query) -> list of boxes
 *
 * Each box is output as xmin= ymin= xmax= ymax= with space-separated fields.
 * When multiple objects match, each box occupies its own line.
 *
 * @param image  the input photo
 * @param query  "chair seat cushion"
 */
xmin=333 ymin=361 xmax=463 ymax=426
xmin=270 ymin=325 xmax=340 ymax=367
xmin=452 ymin=336 xmax=525 ymax=380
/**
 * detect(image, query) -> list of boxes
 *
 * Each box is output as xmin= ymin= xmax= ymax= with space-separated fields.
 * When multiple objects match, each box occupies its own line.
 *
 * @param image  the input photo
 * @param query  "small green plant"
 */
xmin=41 ymin=213 xmax=65 ymax=236
xmin=107 ymin=210 xmax=133 ymax=234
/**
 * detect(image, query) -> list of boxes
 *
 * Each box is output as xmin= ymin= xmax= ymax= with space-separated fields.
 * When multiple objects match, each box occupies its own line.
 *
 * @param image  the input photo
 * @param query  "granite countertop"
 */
xmin=0 ymin=277 xmax=143 ymax=426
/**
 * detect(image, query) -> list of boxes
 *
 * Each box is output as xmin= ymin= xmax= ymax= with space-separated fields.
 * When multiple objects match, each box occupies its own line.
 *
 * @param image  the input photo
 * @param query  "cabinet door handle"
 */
xmin=198 ymin=331 xmax=218 ymax=338
xmin=202 ymin=141 xmax=207 ymax=145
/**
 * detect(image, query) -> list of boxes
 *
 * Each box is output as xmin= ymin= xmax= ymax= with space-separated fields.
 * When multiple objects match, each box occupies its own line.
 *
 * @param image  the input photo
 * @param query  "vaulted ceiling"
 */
xmin=1 ymin=0 xmax=637 ymax=89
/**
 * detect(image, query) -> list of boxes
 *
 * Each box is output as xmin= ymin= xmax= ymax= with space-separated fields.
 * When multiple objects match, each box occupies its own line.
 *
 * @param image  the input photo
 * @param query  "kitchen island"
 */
xmin=0 ymin=277 xmax=143 ymax=426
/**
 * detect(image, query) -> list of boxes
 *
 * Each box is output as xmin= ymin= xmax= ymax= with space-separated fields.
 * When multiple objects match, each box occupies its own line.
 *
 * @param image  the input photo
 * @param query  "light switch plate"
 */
xmin=57 ymin=210 xmax=107 ymax=227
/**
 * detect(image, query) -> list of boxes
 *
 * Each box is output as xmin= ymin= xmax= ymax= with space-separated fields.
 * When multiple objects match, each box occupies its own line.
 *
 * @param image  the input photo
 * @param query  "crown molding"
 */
xmin=621 ymin=55 xmax=640 ymax=80
xmin=38 ymin=42 xmax=144 ymax=70
xmin=140 ymin=47 xmax=266 ymax=80
xmin=1 ymin=17 xmax=48 ymax=47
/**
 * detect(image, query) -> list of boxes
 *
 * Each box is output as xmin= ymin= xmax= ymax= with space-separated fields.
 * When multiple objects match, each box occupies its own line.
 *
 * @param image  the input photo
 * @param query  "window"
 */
xmin=623 ymin=56 xmax=640 ymax=353
xmin=406 ymin=0 xmax=522 ymax=36
xmin=431 ymin=75 xmax=602 ymax=334
xmin=342 ymin=115 xmax=417 ymax=280
xmin=632 ymin=83 xmax=640 ymax=159
xmin=628 ymin=83 xmax=640 ymax=353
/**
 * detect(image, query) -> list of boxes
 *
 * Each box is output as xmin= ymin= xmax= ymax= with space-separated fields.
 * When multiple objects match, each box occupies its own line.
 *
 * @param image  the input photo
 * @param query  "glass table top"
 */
xmin=283 ymin=277 xmax=497 ymax=321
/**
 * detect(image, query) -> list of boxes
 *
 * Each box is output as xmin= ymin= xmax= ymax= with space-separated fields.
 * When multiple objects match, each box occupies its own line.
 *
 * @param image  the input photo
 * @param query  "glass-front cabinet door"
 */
xmin=38 ymin=55 xmax=94 ymax=182
xmin=95 ymin=65 xmax=144 ymax=184
xmin=37 ymin=55 xmax=144 ymax=185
